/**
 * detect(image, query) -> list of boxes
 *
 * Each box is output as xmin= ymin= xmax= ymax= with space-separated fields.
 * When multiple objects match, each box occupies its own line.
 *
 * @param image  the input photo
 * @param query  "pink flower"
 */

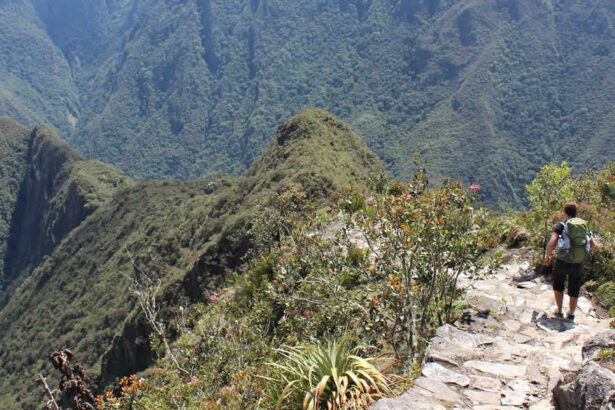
xmin=210 ymin=294 xmax=218 ymax=303
xmin=272 ymin=279 xmax=279 ymax=285
xmin=470 ymin=183 xmax=481 ymax=191
xmin=365 ymin=196 xmax=376 ymax=206
xmin=303 ymin=311 xmax=310 ymax=318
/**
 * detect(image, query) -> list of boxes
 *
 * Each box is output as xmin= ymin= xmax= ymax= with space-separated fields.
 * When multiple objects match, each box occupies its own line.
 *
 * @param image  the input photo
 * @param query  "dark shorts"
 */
xmin=553 ymin=259 xmax=585 ymax=298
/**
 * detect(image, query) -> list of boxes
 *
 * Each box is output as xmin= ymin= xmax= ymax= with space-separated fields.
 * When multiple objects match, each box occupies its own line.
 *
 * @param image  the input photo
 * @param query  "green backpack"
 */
xmin=557 ymin=217 xmax=590 ymax=264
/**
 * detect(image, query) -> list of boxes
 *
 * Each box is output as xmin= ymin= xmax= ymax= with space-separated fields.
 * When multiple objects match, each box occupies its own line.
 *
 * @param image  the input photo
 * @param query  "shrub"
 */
xmin=596 ymin=282 xmax=615 ymax=314
xmin=386 ymin=180 xmax=407 ymax=197
xmin=264 ymin=338 xmax=390 ymax=409
xmin=597 ymin=348 xmax=615 ymax=360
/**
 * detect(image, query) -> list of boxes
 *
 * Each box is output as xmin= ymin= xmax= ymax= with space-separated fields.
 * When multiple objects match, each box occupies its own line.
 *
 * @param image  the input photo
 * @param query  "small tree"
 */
xmin=526 ymin=162 xmax=573 ymax=250
xmin=360 ymin=177 xmax=480 ymax=360
xmin=123 ymin=247 xmax=191 ymax=378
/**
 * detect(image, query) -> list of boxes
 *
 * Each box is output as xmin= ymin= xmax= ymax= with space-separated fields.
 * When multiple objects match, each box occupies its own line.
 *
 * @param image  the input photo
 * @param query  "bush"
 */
xmin=264 ymin=338 xmax=390 ymax=409
xmin=386 ymin=180 xmax=407 ymax=197
xmin=596 ymin=282 xmax=615 ymax=315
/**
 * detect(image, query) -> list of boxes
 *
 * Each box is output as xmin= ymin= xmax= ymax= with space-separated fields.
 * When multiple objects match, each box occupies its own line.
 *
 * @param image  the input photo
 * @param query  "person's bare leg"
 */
xmin=569 ymin=296 xmax=578 ymax=313
xmin=554 ymin=290 xmax=564 ymax=314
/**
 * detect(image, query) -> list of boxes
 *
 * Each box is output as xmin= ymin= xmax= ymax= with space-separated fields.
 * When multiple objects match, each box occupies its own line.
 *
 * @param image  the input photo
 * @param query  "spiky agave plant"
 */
xmin=264 ymin=338 xmax=390 ymax=409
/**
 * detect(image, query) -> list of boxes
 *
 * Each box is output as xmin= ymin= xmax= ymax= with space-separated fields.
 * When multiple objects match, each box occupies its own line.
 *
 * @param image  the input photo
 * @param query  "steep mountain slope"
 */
xmin=0 ymin=109 xmax=384 ymax=409
xmin=0 ymin=1 xmax=78 ymax=135
xmin=0 ymin=122 xmax=132 ymax=307
xmin=1 ymin=0 xmax=615 ymax=206
xmin=0 ymin=117 xmax=30 ymax=294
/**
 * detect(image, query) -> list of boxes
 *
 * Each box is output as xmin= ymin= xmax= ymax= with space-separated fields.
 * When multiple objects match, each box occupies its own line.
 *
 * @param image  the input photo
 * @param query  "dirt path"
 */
xmin=373 ymin=249 xmax=611 ymax=409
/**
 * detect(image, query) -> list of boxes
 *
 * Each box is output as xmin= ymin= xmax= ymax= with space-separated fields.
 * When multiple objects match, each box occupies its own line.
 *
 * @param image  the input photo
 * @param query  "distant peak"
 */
xmin=275 ymin=108 xmax=352 ymax=146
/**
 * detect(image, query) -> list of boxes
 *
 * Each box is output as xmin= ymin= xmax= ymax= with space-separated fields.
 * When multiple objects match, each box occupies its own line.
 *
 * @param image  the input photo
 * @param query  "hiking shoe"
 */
xmin=566 ymin=313 xmax=575 ymax=322
xmin=554 ymin=311 xmax=564 ymax=319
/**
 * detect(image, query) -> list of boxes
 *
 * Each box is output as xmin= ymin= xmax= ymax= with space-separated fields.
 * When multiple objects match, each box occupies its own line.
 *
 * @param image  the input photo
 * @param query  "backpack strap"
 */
xmin=560 ymin=220 xmax=568 ymax=237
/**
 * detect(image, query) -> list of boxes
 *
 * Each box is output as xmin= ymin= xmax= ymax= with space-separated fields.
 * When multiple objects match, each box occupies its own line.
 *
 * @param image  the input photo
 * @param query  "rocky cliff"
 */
xmin=1 ymin=124 xmax=132 ymax=307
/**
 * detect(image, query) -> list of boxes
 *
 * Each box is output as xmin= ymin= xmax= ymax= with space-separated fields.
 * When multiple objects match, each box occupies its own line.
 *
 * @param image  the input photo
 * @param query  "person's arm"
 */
xmin=545 ymin=232 xmax=558 ymax=266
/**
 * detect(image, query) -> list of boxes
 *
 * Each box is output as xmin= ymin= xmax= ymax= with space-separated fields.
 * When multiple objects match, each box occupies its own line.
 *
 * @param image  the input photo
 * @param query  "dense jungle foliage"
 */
xmin=2 ymin=0 xmax=615 ymax=206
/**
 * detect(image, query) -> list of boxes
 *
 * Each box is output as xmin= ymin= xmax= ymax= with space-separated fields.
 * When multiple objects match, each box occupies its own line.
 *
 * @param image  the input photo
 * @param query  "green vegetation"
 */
xmin=526 ymin=162 xmax=573 ymax=249
xmin=0 ymin=109 xmax=385 ymax=409
xmin=597 ymin=348 xmax=615 ymax=361
xmin=0 ymin=117 xmax=30 ymax=294
xmin=265 ymin=339 xmax=390 ymax=409
xmin=91 ymin=164 xmax=489 ymax=408
xmin=1 ymin=123 xmax=133 ymax=306
xmin=3 ymin=1 xmax=615 ymax=206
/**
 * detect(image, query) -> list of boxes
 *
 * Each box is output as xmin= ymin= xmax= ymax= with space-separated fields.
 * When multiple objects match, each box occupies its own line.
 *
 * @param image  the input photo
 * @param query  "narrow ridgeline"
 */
xmin=0 ymin=108 xmax=384 ymax=409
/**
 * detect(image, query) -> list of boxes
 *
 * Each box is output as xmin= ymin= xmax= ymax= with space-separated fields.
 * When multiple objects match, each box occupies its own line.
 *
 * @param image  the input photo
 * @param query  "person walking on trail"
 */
xmin=545 ymin=202 xmax=595 ymax=321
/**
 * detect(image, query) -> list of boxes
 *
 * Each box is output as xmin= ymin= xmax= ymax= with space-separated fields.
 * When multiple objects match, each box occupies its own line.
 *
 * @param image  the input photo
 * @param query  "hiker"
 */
xmin=545 ymin=202 xmax=595 ymax=321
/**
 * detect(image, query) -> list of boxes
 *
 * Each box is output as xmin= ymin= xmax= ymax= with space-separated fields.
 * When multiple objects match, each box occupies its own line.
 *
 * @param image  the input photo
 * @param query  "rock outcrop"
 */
xmin=553 ymin=330 xmax=615 ymax=409
xmin=373 ymin=249 xmax=611 ymax=409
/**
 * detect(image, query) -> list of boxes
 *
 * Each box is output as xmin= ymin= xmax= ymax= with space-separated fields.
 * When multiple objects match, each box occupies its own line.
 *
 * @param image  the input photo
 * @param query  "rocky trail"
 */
xmin=373 ymin=248 xmax=614 ymax=409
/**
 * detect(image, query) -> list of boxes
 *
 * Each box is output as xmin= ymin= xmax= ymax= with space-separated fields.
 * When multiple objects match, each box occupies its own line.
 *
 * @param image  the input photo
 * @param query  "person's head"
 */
xmin=564 ymin=202 xmax=577 ymax=218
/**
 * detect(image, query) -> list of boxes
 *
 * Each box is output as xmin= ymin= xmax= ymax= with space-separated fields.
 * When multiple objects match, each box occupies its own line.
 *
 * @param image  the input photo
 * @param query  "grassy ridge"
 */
xmin=0 ymin=109 xmax=384 ymax=409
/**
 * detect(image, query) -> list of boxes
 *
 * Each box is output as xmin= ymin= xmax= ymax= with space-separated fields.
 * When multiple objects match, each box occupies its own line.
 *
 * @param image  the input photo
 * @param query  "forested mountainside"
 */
xmin=0 ymin=116 xmax=131 ymax=306
xmin=0 ymin=109 xmax=384 ymax=409
xmin=2 ymin=0 xmax=615 ymax=206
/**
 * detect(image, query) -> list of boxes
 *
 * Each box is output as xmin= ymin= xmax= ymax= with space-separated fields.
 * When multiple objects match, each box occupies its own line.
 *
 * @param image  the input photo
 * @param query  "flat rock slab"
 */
xmin=371 ymin=388 xmax=447 ymax=410
xmin=422 ymin=362 xmax=471 ymax=387
xmin=426 ymin=325 xmax=495 ymax=365
xmin=465 ymin=389 xmax=501 ymax=405
xmin=413 ymin=377 xmax=463 ymax=403
xmin=528 ymin=399 xmax=552 ymax=410
xmin=464 ymin=360 xmax=527 ymax=379
xmin=435 ymin=324 xmax=495 ymax=347
xmin=470 ymin=374 xmax=503 ymax=391
xmin=501 ymin=378 xmax=532 ymax=406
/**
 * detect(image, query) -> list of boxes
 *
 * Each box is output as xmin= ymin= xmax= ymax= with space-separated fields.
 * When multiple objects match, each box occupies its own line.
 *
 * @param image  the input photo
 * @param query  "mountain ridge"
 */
xmin=0 ymin=108 xmax=384 ymax=409
xmin=3 ymin=0 xmax=615 ymax=206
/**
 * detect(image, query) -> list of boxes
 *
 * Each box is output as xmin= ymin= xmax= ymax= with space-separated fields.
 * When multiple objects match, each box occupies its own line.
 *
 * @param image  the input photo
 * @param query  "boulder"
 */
xmin=582 ymin=330 xmax=615 ymax=362
xmin=553 ymin=361 xmax=615 ymax=409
